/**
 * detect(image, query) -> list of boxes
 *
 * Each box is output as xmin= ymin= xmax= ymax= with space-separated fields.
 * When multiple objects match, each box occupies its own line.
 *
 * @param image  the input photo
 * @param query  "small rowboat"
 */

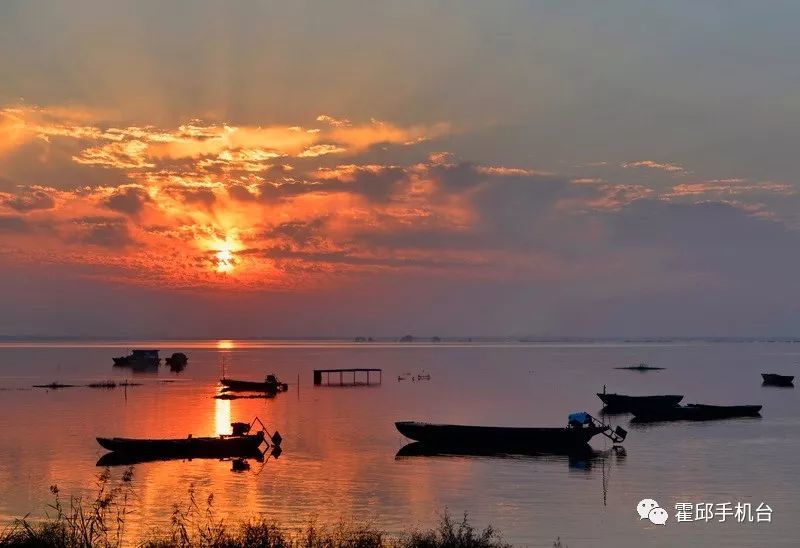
xmin=762 ymin=373 xmax=794 ymax=387
xmin=631 ymin=404 xmax=762 ymax=422
xmin=597 ymin=393 xmax=683 ymax=412
xmin=395 ymin=413 xmax=625 ymax=453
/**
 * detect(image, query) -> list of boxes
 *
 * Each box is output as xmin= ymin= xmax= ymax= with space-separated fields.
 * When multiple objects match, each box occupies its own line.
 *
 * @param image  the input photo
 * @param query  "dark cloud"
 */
xmin=0 ymin=215 xmax=32 ymax=233
xmin=73 ymin=216 xmax=133 ymax=248
xmin=261 ymin=219 xmax=328 ymax=246
xmin=104 ymin=186 xmax=151 ymax=216
xmin=260 ymin=244 xmax=477 ymax=269
xmin=3 ymin=189 xmax=56 ymax=212
xmin=174 ymin=187 xmax=216 ymax=207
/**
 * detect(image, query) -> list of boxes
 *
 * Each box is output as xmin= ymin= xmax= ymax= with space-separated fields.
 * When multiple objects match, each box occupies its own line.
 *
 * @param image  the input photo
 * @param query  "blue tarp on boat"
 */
xmin=568 ymin=412 xmax=591 ymax=425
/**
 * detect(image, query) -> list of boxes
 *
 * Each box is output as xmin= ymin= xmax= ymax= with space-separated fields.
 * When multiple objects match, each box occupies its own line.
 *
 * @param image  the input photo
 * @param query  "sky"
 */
xmin=1 ymin=1 xmax=800 ymax=338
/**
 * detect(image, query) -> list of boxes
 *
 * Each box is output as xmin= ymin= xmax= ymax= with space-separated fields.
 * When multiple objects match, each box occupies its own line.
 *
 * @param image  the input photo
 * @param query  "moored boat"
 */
xmin=113 ymin=349 xmax=160 ymax=368
xmin=631 ymin=403 xmax=762 ymax=422
xmin=96 ymin=419 xmax=281 ymax=460
xmin=761 ymin=373 xmax=794 ymax=387
xmin=614 ymin=363 xmax=664 ymax=371
xmin=395 ymin=412 xmax=626 ymax=453
xmin=597 ymin=393 xmax=683 ymax=412
xmin=97 ymin=432 xmax=265 ymax=458
xmin=220 ymin=374 xmax=288 ymax=393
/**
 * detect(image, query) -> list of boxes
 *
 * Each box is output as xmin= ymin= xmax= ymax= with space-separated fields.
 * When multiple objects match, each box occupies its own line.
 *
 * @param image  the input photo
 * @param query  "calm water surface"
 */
xmin=1 ymin=341 xmax=799 ymax=546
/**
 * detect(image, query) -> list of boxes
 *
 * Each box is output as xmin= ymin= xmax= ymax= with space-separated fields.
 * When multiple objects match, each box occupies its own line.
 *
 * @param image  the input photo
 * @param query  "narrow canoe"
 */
xmin=631 ymin=404 xmax=762 ymax=422
xmin=96 ymin=432 xmax=265 ymax=458
xmin=395 ymin=421 xmax=603 ymax=452
xmin=597 ymin=393 xmax=683 ymax=412
xmin=762 ymin=373 xmax=794 ymax=386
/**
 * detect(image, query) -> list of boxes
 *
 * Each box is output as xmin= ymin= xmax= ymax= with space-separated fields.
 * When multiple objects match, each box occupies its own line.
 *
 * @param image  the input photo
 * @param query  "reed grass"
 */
xmin=0 ymin=469 xmax=510 ymax=548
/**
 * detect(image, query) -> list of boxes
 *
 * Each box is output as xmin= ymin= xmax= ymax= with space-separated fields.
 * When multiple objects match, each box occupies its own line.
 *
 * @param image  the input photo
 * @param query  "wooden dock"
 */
xmin=313 ymin=368 xmax=382 ymax=386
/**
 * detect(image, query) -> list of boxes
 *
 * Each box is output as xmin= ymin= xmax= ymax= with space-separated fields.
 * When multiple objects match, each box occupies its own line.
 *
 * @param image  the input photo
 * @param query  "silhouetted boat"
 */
xmin=762 ymin=373 xmax=794 ymax=387
xmin=165 ymin=352 xmax=188 ymax=372
xmin=97 ymin=432 xmax=265 ymax=458
xmin=631 ymin=403 xmax=762 ymax=422
xmin=32 ymin=382 xmax=75 ymax=389
xmin=220 ymin=374 xmax=288 ymax=393
xmin=96 ymin=419 xmax=281 ymax=460
xmin=395 ymin=413 xmax=625 ymax=452
xmin=113 ymin=349 xmax=160 ymax=367
xmin=614 ymin=363 xmax=664 ymax=371
xmin=597 ymin=393 xmax=683 ymax=412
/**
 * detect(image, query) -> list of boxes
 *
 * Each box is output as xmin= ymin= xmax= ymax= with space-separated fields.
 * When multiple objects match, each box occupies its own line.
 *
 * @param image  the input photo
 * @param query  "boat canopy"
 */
xmin=568 ymin=412 xmax=591 ymax=425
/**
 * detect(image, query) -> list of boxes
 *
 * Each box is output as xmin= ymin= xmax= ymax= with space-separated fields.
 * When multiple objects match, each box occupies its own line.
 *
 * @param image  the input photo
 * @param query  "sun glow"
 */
xmin=210 ymin=235 xmax=244 ymax=274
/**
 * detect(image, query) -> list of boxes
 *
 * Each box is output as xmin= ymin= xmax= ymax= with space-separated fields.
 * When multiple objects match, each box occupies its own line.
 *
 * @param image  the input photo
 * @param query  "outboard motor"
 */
xmin=230 ymin=422 xmax=251 ymax=436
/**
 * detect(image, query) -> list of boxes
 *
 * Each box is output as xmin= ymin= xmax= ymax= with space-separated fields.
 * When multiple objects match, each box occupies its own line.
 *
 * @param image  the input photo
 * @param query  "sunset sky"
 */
xmin=2 ymin=1 xmax=800 ymax=338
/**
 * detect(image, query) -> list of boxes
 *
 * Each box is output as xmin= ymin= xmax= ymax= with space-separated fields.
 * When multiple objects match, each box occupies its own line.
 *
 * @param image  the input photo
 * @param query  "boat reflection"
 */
xmin=395 ymin=442 xmax=626 ymax=471
xmin=96 ymin=449 xmax=265 ymax=467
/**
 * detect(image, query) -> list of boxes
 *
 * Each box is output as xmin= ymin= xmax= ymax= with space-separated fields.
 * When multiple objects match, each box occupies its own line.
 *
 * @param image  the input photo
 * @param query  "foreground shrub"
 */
xmin=0 ymin=471 xmax=507 ymax=548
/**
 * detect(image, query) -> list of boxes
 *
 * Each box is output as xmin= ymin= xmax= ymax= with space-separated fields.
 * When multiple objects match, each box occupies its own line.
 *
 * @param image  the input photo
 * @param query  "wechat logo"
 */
xmin=637 ymin=498 xmax=668 ymax=525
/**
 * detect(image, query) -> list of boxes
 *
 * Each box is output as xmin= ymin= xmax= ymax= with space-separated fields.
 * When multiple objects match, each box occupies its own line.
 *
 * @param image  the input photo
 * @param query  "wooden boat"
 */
xmin=96 ymin=419 xmax=280 ymax=461
xmin=220 ymin=374 xmax=288 ymax=393
xmin=597 ymin=393 xmax=683 ymax=412
xmin=395 ymin=413 xmax=625 ymax=452
xmin=96 ymin=432 xmax=265 ymax=458
xmin=762 ymin=373 xmax=794 ymax=387
xmin=631 ymin=404 xmax=762 ymax=422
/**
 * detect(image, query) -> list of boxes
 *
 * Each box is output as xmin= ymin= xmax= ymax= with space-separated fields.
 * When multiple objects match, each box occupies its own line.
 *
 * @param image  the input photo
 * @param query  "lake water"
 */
xmin=1 ymin=340 xmax=799 ymax=546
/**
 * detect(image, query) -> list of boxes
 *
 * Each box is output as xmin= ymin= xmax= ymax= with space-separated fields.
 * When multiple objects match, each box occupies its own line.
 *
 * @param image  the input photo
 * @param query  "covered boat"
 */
xmin=597 ymin=393 xmax=683 ymax=412
xmin=395 ymin=412 xmax=625 ymax=453
xmin=762 ymin=373 xmax=794 ymax=387
xmin=112 ymin=349 xmax=160 ymax=368
xmin=631 ymin=403 xmax=762 ymax=422
xmin=220 ymin=374 xmax=288 ymax=393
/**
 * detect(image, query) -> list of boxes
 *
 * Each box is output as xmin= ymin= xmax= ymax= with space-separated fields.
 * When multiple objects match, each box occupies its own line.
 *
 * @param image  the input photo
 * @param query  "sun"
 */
xmin=215 ymin=247 xmax=235 ymax=273
xmin=211 ymin=235 xmax=243 ymax=274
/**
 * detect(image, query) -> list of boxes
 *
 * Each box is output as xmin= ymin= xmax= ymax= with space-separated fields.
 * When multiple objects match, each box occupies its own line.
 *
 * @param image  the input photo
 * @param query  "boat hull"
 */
xmin=220 ymin=378 xmax=287 ymax=393
xmin=395 ymin=422 xmax=601 ymax=452
xmin=96 ymin=433 xmax=264 ymax=458
xmin=762 ymin=373 xmax=794 ymax=386
xmin=632 ymin=404 xmax=762 ymax=422
xmin=597 ymin=393 xmax=683 ymax=412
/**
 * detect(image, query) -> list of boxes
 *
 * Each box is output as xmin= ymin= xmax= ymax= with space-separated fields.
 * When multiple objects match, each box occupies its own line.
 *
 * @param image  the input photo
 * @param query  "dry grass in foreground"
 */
xmin=0 ymin=468 xmax=510 ymax=548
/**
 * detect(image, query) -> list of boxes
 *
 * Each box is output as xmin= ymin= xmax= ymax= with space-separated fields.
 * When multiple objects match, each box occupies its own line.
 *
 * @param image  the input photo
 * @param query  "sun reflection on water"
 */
xmin=214 ymin=397 xmax=231 ymax=436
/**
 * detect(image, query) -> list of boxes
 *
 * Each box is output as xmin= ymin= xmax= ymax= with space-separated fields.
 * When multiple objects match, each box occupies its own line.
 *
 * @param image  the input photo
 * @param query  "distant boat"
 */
xmin=32 ymin=382 xmax=75 ymax=389
xmin=165 ymin=352 xmax=188 ymax=371
xmin=112 ymin=349 xmax=160 ymax=368
xmin=631 ymin=403 xmax=762 ymax=422
xmin=615 ymin=363 xmax=664 ymax=371
xmin=395 ymin=413 xmax=626 ymax=453
xmin=220 ymin=374 xmax=288 ymax=393
xmin=597 ymin=393 xmax=683 ymax=412
xmin=761 ymin=373 xmax=794 ymax=387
